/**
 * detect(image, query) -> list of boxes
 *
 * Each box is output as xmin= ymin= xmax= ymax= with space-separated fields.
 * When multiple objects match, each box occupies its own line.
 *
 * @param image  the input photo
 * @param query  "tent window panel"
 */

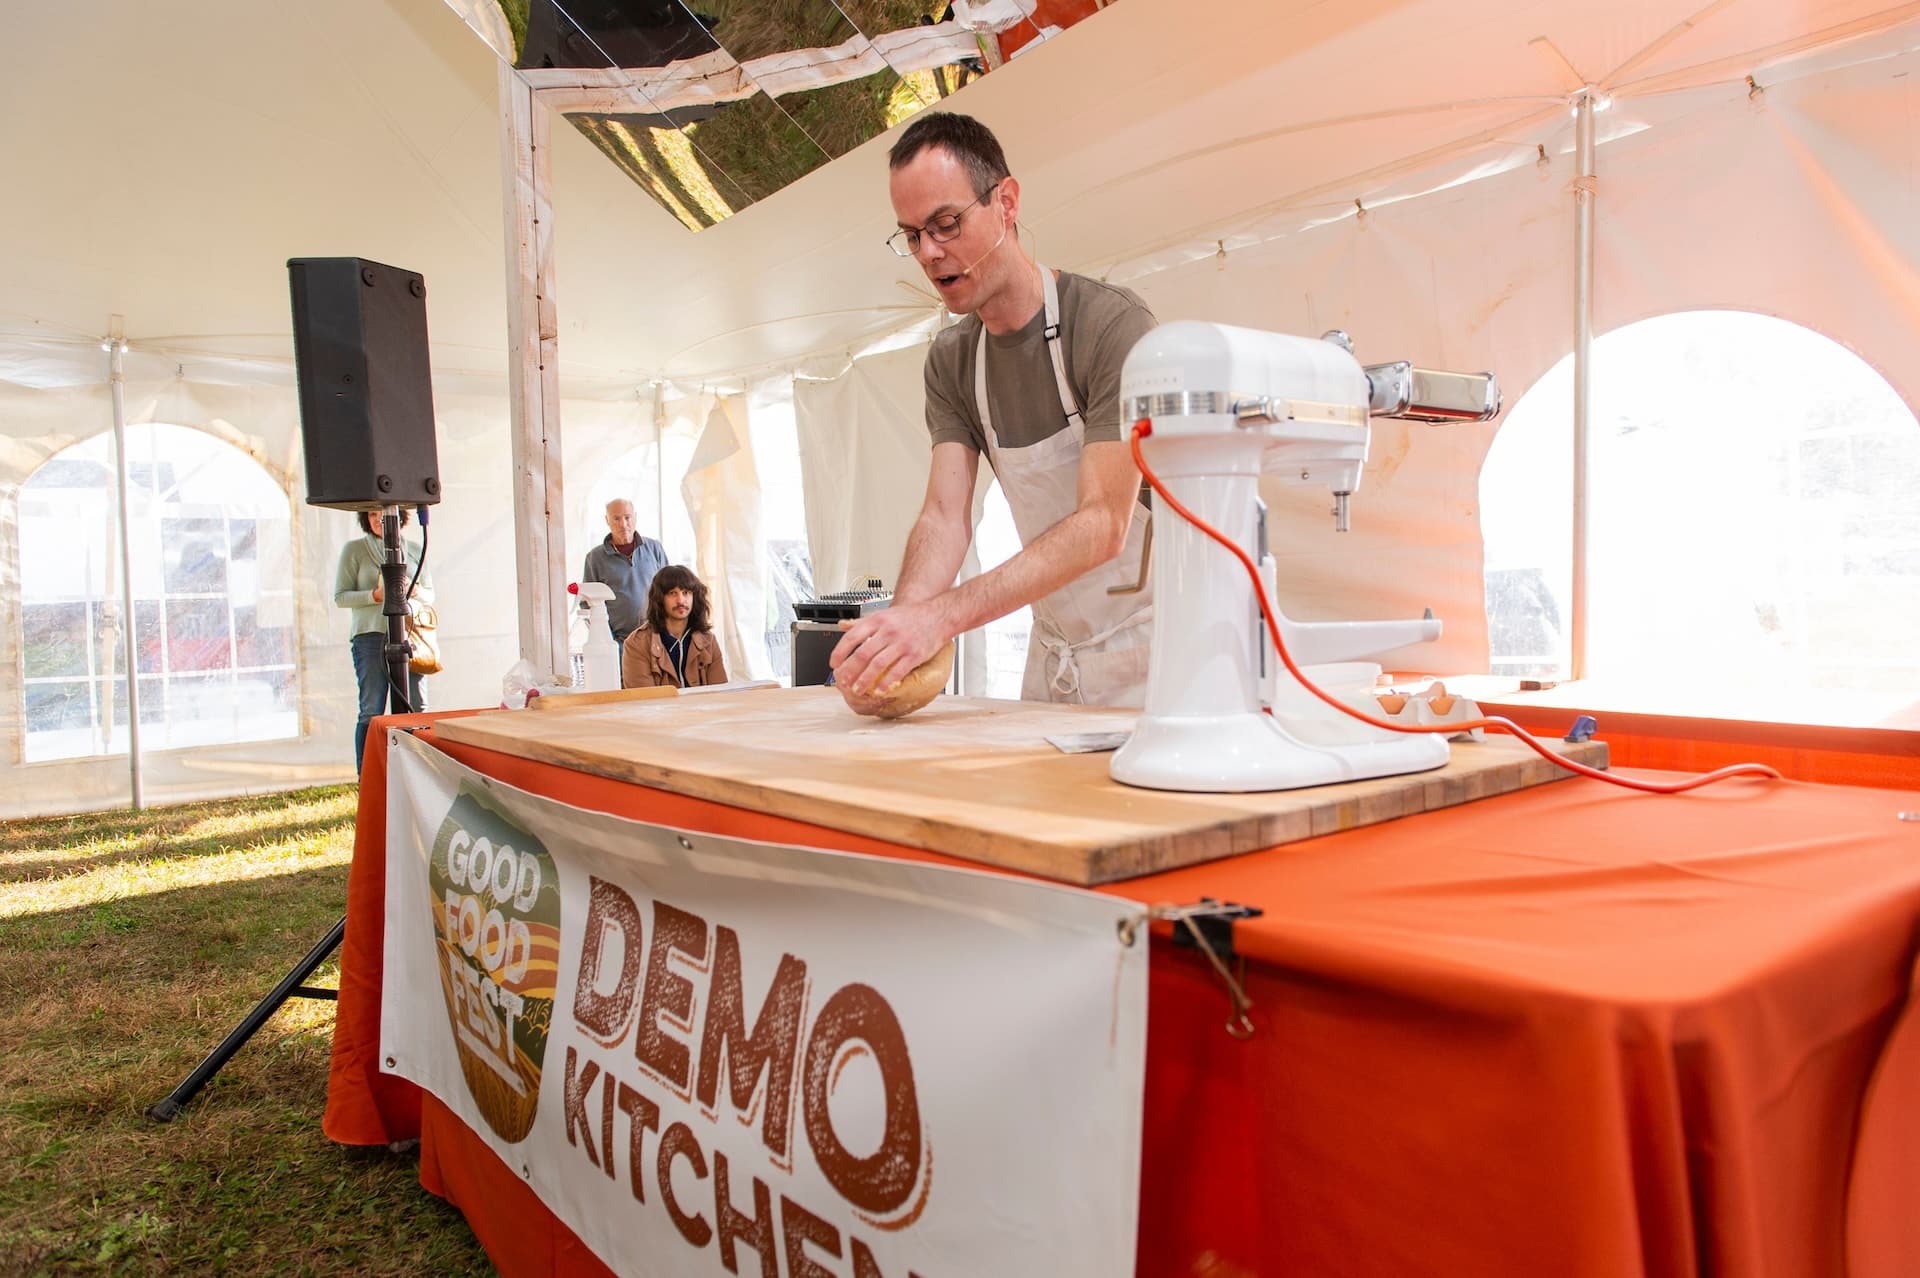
xmin=114 ymin=678 xmax=168 ymax=727
xmin=228 ymin=555 xmax=261 ymax=609
xmin=1841 ymin=512 xmax=1920 ymax=576
xmin=765 ymin=540 xmax=815 ymax=687
xmin=133 ymin=600 xmax=165 ymax=674
xmin=25 ymin=682 xmax=93 ymax=735
xmin=22 ymin=602 xmax=91 ymax=679
xmin=233 ymin=605 xmax=294 ymax=668
xmin=1480 ymin=310 xmax=1920 ymax=710
xmin=18 ymin=491 xmax=115 ymax=601
xmin=254 ymin=670 xmax=299 ymax=715
xmin=162 ymin=517 xmax=231 ymax=595
xmin=15 ymin=422 xmax=301 ymax=763
xmin=1483 ymin=569 xmax=1564 ymax=678
xmin=89 ymin=678 xmax=162 ymax=728
xmin=130 ymin=461 xmax=175 ymax=495
xmin=164 ymin=599 xmax=232 ymax=673
xmin=165 ymin=673 xmax=235 ymax=738
xmin=33 ymin=458 xmax=110 ymax=488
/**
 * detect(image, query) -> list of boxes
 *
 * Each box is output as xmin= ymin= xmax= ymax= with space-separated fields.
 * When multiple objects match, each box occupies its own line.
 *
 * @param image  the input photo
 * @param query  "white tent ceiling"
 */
xmin=6 ymin=0 xmax=1916 ymax=392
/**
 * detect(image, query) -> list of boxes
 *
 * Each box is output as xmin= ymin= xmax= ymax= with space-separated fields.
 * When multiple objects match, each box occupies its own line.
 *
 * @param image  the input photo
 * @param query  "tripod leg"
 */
xmin=145 ymin=916 xmax=347 ymax=1123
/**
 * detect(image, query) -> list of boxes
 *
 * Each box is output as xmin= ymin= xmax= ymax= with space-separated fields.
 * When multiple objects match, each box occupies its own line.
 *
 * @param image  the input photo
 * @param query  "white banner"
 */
xmin=381 ymin=730 xmax=1148 ymax=1278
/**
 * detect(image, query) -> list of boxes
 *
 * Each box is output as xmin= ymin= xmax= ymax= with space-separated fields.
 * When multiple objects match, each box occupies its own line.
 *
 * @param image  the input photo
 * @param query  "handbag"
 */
xmin=405 ymin=601 xmax=443 ymax=676
xmin=365 ymin=540 xmax=441 ymax=676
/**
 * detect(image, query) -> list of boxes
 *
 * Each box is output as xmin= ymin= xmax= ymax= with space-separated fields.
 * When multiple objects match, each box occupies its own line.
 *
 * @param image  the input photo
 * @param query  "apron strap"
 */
xmin=975 ymin=263 xmax=1085 ymax=440
xmin=1039 ymin=266 xmax=1085 ymax=435
xmin=1034 ymin=604 xmax=1153 ymax=697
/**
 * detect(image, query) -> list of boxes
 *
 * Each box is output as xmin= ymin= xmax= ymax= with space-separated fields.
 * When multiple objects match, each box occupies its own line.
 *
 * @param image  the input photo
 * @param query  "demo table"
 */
xmin=326 ymin=707 xmax=1920 ymax=1278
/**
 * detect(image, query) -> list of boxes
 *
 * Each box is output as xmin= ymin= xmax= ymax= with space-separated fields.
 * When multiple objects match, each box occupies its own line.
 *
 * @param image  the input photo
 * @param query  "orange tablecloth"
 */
xmin=326 ymin=714 xmax=1920 ymax=1277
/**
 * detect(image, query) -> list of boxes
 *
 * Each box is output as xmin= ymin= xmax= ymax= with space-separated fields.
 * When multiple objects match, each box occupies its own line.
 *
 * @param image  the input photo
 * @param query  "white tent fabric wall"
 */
xmin=1114 ymin=155 xmax=1566 ymax=675
xmin=559 ymin=393 xmax=656 ymax=558
xmin=794 ymin=345 xmax=937 ymax=601
xmin=682 ymin=396 xmax=772 ymax=683
xmin=793 ymin=343 xmax=995 ymax=695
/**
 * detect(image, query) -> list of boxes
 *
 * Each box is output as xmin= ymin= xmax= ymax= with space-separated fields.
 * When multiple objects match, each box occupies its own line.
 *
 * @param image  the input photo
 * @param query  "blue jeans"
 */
xmin=352 ymin=631 xmax=426 ymax=772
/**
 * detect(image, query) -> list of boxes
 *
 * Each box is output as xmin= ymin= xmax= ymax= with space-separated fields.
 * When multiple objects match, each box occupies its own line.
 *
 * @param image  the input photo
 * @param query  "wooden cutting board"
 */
xmin=432 ymin=686 xmax=1608 ymax=885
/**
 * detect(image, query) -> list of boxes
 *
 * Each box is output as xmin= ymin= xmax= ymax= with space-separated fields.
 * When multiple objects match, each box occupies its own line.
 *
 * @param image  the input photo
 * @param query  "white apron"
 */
xmin=976 ymin=264 xmax=1153 ymax=706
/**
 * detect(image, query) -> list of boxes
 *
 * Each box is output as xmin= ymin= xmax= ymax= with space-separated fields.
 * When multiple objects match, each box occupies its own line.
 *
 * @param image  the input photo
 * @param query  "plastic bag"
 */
xmin=500 ymin=658 xmax=574 ymax=709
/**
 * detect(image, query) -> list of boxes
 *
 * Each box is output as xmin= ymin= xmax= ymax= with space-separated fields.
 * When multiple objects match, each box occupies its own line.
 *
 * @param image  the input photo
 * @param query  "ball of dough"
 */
xmin=873 ymin=643 xmax=954 ymax=719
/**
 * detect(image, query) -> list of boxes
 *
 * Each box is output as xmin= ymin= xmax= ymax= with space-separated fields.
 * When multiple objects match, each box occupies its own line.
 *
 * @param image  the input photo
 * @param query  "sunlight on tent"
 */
xmin=1481 ymin=311 xmax=1920 ymax=720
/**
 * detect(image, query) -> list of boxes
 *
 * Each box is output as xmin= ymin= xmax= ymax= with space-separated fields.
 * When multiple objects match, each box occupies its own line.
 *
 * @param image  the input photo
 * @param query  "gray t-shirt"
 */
xmin=924 ymin=271 xmax=1157 ymax=458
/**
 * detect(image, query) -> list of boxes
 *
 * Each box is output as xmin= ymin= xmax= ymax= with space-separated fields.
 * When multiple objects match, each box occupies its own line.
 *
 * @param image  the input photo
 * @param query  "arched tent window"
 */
xmin=1481 ymin=311 xmax=1920 ymax=714
xmin=18 ymin=423 xmax=299 ymax=761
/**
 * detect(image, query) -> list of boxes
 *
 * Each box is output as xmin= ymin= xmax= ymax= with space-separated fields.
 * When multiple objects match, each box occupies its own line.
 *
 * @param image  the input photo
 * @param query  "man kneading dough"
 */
xmin=831 ymin=110 xmax=1157 ymax=718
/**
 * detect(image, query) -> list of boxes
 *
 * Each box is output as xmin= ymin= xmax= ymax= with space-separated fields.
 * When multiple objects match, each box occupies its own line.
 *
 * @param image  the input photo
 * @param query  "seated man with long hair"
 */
xmin=620 ymin=564 xmax=729 ymax=689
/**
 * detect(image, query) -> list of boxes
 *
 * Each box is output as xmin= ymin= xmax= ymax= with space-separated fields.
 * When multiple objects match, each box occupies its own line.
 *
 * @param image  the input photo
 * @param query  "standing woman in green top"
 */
xmin=334 ymin=508 xmax=432 ymax=771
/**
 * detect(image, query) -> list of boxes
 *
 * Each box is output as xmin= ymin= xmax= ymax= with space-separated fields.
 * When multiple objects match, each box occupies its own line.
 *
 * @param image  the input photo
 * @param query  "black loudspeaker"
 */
xmin=288 ymin=257 xmax=441 ymax=511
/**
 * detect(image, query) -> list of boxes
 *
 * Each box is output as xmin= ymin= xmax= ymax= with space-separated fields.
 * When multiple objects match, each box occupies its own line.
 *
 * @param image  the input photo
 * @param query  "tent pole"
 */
xmin=107 ymin=319 xmax=144 ymax=810
xmin=653 ymin=381 xmax=667 ymax=544
xmin=1570 ymin=92 xmax=1596 ymax=681
xmin=499 ymin=61 xmax=568 ymax=677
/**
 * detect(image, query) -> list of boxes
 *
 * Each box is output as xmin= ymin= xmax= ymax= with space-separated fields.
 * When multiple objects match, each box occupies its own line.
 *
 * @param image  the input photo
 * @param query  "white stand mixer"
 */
xmin=1109 ymin=322 xmax=1499 ymax=793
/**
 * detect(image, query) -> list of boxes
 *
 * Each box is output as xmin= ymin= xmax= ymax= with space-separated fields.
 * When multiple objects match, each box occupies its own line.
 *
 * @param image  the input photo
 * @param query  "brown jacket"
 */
xmin=621 ymin=622 xmax=728 ymax=689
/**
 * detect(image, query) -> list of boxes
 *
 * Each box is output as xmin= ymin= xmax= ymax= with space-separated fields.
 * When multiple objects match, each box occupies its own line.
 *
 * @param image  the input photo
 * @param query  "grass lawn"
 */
xmin=0 ymin=786 xmax=492 ymax=1277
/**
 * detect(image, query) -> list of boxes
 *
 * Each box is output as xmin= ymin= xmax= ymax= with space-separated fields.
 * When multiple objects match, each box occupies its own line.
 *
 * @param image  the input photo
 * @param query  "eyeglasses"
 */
xmin=886 ymin=184 xmax=999 ymax=258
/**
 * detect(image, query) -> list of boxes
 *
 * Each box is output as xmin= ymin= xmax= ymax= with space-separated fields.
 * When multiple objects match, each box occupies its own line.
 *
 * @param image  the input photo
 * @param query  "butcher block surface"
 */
xmin=431 ymin=686 xmax=1609 ymax=885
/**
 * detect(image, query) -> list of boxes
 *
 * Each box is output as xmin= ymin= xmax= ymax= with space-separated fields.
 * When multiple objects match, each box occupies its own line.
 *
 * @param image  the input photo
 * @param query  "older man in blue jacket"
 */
xmin=582 ymin=498 xmax=668 ymax=647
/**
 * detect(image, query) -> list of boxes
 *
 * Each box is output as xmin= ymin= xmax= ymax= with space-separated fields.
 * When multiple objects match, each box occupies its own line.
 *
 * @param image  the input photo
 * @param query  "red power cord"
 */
xmin=1129 ymin=420 xmax=1781 ymax=795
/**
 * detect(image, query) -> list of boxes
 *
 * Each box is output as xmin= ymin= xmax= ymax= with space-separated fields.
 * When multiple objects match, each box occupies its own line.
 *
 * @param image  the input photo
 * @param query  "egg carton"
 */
xmin=1373 ymin=682 xmax=1484 ymax=741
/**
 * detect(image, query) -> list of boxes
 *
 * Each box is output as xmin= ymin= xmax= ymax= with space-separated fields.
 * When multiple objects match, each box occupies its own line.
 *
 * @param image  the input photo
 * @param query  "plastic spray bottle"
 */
xmin=567 ymin=581 xmax=621 ymax=692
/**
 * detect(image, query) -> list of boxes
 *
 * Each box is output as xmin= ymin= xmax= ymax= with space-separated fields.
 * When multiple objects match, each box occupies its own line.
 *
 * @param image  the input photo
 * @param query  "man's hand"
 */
xmin=834 ymin=679 xmax=891 ymax=717
xmin=830 ymin=601 xmax=948 ymax=706
xmin=370 ymin=581 xmax=384 ymax=604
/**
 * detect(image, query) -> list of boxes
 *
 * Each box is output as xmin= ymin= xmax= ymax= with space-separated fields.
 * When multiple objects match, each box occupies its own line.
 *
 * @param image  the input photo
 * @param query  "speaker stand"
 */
xmin=147 ymin=508 xmax=413 ymax=1122
xmin=145 ymin=919 xmax=344 ymax=1121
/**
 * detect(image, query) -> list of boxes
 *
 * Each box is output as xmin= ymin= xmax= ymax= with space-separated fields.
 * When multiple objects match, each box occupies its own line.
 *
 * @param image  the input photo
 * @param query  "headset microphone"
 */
xmin=956 ymin=219 xmax=1010 ymax=279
